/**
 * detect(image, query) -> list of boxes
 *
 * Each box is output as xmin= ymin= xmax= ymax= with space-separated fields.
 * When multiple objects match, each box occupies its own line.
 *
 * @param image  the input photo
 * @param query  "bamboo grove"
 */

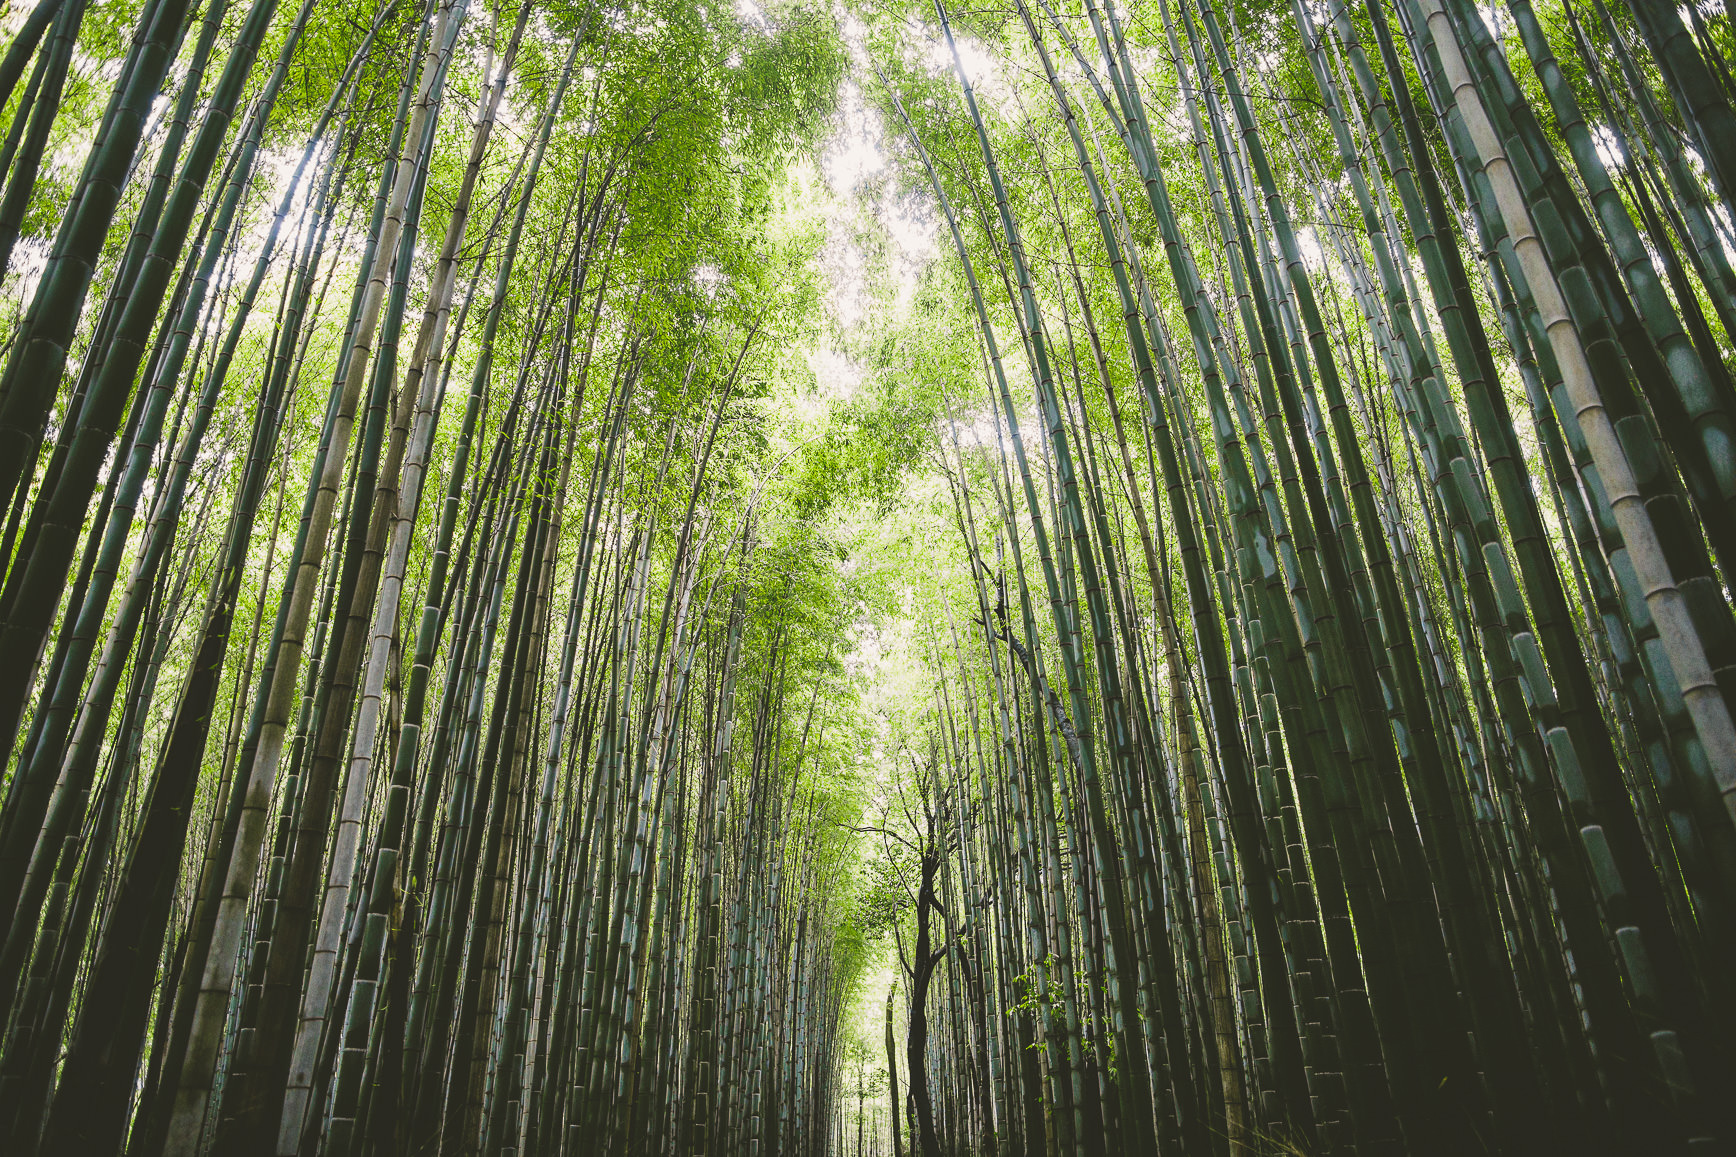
xmin=0 ymin=0 xmax=894 ymax=1152
xmin=847 ymin=0 xmax=1736 ymax=1155
xmin=2 ymin=0 xmax=1735 ymax=1152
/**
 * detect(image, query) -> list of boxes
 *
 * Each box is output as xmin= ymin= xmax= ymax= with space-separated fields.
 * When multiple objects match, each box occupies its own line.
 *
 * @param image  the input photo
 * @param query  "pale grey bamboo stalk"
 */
xmin=1414 ymin=0 xmax=1736 ymax=824
xmin=159 ymin=5 xmax=467 ymax=1150
xmin=272 ymin=18 xmax=528 ymax=1148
